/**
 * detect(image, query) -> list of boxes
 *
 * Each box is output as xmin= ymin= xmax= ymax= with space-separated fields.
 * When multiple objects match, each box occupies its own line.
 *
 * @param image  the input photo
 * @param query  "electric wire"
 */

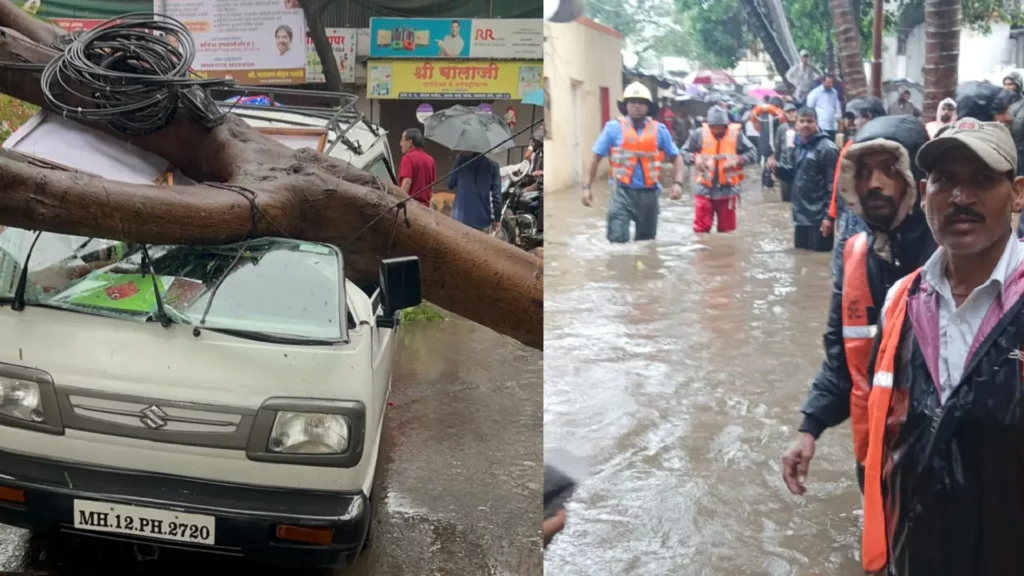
xmin=40 ymin=12 xmax=233 ymax=136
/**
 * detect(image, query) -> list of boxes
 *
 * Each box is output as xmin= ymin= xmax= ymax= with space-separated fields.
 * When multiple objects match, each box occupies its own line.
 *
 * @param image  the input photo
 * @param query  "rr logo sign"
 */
xmin=474 ymin=28 xmax=495 ymax=40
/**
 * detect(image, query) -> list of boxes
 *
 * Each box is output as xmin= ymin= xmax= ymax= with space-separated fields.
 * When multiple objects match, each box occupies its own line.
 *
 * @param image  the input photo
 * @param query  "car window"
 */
xmin=366 ymin=155 xmax=395 ymax=186
xmin=0 ymin=229 xmax=345 ymax=341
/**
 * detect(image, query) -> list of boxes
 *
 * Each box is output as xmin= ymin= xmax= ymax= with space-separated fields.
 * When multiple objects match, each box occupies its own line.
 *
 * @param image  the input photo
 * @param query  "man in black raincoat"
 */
xmin=781 ymin=116 xmax=935 ymax=496
xmin=778 ymin=107 xmax=837 ymax=251
xmin=859 ymin=119 xmax=1024 ymax=575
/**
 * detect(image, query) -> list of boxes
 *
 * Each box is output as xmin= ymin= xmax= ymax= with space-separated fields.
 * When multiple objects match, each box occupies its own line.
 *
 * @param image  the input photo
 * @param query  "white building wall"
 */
xmin=544 ymin=18 xmax=624 ymax=191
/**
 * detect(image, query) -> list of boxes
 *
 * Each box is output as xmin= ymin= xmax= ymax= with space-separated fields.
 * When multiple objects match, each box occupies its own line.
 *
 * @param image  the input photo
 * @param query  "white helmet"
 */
xmin=622 ymin=82 xmax=654 ymax=105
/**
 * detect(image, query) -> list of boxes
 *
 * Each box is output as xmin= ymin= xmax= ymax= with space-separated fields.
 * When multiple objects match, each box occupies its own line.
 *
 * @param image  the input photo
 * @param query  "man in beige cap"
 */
xmin=856 ymin=118 xmax=1024 ymax=575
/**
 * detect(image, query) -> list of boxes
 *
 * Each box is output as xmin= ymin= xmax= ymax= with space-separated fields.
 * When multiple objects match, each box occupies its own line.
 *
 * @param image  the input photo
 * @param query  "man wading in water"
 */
xmin=582 ymin=82 xmax=684 ymax=243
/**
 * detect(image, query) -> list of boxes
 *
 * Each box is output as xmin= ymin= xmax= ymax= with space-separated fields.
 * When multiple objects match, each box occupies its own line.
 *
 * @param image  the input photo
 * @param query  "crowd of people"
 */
xmin=566 ymin=57 xmax=1024 ymax=573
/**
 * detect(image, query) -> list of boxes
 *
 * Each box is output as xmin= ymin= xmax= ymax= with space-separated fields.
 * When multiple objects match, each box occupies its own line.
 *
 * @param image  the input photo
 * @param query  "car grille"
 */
xmin=55 ymin=387 xmax=256 ymax=449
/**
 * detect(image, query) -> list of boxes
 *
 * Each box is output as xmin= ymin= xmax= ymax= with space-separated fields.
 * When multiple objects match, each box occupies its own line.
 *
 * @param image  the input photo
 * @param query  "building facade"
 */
xmin=544 ymin=16 xmax=623 ymax=191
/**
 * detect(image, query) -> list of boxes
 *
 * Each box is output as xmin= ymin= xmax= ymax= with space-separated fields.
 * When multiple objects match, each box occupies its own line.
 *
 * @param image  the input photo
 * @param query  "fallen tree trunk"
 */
xmin=0 ymin=4 xmax=543 ymax=349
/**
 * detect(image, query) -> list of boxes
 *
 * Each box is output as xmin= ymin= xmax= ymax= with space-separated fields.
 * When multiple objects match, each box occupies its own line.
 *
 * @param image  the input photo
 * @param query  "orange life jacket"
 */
xmin=696 ymin=124 xmax=744 ymax=188
xmin=828 ymin=139 xmax=853 ymax=220
xmin=861 ymin=269 xmax=921 ymax=573
xmin=841 ymin=231 xmax=874 ymax=464
xmin=609 ymin=117 xmax=665 ymax=188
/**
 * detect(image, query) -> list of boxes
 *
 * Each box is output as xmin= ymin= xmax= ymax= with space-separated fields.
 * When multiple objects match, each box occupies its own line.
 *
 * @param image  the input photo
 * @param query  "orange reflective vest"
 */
xmin=841 ymin=232 xmax=874 ymax=464
xmin=696 ymin=124 xmax=744 ymax=189
xmin=609 ymin=117 xmax=665 ymax=188
xmin=861 ymin=269 xmax=921 ymax=574
xmin=828 ymin=139 xmax=852 ymax=221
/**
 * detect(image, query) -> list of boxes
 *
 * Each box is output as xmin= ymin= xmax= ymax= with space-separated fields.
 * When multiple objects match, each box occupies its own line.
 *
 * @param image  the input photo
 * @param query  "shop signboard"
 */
xmin=50 ymin=18 xmax=108 ymax=33
xmin=305 ymin=28 xmax=357 ymax=84
xmin=157 ymin=0 xmax=307 ymax=85
xmin=369 ymin=18 xmax=542 ymax=60
xmin=367 ymin=60 xmax=542 ymax=100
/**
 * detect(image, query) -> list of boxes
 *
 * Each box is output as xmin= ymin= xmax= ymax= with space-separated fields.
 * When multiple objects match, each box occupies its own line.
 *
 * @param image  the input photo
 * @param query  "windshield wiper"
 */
xmin=203 ymin=327 xmax=337 ymax=346
xmin=11 ymin=231 xmax=42 ymax=312
xmin=198 ymin=239 xmax=251 ymax=329
xmin=140 ymin=244 xmax=172 ymax=328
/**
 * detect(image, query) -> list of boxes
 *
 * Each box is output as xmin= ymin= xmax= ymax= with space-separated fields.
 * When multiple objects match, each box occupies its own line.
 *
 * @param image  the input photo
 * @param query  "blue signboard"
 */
xmin=369 ymin=18 xmax=473 ymax=59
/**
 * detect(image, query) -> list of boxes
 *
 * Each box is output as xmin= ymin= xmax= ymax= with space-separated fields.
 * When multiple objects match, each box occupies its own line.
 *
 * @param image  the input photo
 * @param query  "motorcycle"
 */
xmin=498 ymin=160 xmax=543 ymax=251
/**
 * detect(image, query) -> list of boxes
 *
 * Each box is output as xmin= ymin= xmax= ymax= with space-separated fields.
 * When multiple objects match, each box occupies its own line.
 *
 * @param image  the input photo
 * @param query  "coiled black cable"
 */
xmin=41 ymin=12 xmax=234 ymax=136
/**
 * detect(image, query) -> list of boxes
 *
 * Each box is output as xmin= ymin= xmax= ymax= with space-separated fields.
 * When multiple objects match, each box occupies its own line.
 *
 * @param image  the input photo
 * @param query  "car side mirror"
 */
xmin=376 ymin=256 xmax=422 ymax=328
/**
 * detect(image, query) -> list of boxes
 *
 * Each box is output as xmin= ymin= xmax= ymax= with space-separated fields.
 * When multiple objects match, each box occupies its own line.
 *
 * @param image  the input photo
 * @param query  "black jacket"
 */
xmin=779 ymin=132 xmax=837 ymax=226
xmin=875 ymin=270 xmax=1024 ymax=575
xmin=799 ymin=209 xmax=936 ymax=437
xmin=798 ymin=115 xmax=936 ymax=438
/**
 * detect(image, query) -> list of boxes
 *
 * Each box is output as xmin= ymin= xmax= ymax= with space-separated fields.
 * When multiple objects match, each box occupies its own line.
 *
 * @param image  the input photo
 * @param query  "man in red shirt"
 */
xmin=398 ymin=128 xmax=437 ymax=207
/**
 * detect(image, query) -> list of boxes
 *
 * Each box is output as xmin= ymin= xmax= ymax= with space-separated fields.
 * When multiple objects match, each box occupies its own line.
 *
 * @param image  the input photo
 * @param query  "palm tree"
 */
xmin=923 ymin=0 xmax=961 ymax=116
xmin=829 ymin=0 xmax=869 ymax=97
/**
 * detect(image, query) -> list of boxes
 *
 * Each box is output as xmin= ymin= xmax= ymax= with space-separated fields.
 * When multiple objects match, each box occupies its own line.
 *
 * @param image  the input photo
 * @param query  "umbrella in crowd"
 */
xmin=684 ymin=69 xmax=737 ymax=86
xmin=424 ymin=105 xmax=514 ymax=154
xmin=704 ymin=90 xmax=757 ymax=107
xmin=685 ymin=83 xmax=707 ymax=97
xmin=748 ymin=86 xmax=778 ymax=100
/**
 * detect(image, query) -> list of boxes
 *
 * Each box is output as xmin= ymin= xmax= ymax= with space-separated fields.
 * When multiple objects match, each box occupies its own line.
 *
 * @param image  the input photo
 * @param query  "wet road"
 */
xmin=0 ymin=315 xmax=543 ymax=575
xmin=544 ymin=177 xmax=864 ymax=575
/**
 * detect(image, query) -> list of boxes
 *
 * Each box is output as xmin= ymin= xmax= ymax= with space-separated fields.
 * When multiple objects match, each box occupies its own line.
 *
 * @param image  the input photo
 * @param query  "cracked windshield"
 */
xmin=0 ymin=0 xmax=543 ymax=573
xmin=544 ymin=0 xmax=1024 ymax=574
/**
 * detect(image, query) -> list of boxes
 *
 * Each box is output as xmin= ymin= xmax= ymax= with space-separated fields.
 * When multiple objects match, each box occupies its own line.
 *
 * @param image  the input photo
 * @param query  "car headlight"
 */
xmin=0 ymin=376 xmax=44 ymax=423
xmin=246 ymin=399 xmax=365 ymax=467
xmin=268 ymin=411 xmax=349 ymax=454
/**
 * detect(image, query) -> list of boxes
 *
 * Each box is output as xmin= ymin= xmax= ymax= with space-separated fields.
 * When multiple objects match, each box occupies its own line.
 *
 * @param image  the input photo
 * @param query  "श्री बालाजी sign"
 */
xmin=367 ymin=60 xmax=542 ymax=100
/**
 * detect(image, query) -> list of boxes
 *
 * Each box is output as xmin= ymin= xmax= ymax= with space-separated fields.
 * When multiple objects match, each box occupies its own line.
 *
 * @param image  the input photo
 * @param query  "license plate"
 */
xmin=73 ymin=499 xmax=215 ymax=545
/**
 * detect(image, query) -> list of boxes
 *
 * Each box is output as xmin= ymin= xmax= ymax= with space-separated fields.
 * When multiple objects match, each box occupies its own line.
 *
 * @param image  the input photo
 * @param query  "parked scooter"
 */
xmin=498 ymin=160 xmax=543 ymax=251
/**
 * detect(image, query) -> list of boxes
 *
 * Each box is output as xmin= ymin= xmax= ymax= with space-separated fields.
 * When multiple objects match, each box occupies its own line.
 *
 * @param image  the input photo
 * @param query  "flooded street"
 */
xmin=544 ymin=176 xmax=864 ymax=575
xmin=0 ymin=315 xmax=543 ymax=575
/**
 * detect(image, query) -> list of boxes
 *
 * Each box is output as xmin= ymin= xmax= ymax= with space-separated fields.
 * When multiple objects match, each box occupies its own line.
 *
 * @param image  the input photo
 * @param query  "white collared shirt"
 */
xmin=917 ymin=234 xmax=1024 ymax=402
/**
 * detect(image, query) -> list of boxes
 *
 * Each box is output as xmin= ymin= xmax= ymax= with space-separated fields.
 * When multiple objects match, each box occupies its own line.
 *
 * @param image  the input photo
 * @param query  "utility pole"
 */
xmin=872 ymin=0 xmax=884 ymax=97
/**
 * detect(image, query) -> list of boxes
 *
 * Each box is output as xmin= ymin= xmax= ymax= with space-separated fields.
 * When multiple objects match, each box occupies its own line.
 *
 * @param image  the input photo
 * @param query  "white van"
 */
xmin=0 ymin=93 xmax=417 ymax=570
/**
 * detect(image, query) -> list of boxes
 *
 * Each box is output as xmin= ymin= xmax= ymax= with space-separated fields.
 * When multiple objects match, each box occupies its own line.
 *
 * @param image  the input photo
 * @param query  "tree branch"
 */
xmin=0 ymin=10 xmax=543 ymax=349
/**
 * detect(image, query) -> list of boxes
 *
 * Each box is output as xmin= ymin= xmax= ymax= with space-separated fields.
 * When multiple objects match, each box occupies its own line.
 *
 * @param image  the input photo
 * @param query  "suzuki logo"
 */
xmin=139 ymin=405 xmax=169 ymax=429
xmin=474 ymin=29 xmax=495 ymax=40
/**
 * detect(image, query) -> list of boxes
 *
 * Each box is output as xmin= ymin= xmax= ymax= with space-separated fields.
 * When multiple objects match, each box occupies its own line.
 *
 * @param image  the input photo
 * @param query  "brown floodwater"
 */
xmin=543 ymin=176 xmax=864 ymax=575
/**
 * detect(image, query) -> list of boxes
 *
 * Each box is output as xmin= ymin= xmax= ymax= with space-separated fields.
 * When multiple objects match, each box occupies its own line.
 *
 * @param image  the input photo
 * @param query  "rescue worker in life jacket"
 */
xmin=781 ymin=115 xmax=935 ymax=496
xmin=859 ymin=120 xmax=1024 ymax=575
xmin=583 ymin=82 xmax=684 ymax=243
xmin=681 ymin=106 xmax=758 ymax=233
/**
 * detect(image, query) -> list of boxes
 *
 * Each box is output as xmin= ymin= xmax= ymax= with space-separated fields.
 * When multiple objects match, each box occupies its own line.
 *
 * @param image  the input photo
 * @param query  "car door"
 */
xmin=369 ymin=287 xmax=396 ymax=425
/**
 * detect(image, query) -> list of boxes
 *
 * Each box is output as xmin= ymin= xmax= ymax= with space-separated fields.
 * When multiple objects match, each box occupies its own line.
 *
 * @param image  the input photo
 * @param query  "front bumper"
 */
xmin=0 ymin=450 xmax=369 ymax=569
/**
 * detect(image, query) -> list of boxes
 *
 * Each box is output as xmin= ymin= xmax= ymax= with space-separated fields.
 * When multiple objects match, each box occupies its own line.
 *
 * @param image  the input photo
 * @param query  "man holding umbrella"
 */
xmin=582 ymin=82 xmax=684 ymax=243
xmin=425 ymin=105 xmax=514 ymax=233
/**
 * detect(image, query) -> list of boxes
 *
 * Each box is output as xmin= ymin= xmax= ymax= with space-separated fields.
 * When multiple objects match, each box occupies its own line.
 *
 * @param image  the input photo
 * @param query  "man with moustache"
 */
xmin=859 ymin=119 xmax=1024 ymax=575
xmin=782 ymin=116 xmax=935 ymax=496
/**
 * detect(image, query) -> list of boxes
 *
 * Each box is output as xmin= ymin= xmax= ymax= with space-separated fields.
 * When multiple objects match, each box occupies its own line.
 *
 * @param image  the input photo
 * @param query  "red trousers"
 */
xmin=693 ymin=195 xmax=738 ymax=233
